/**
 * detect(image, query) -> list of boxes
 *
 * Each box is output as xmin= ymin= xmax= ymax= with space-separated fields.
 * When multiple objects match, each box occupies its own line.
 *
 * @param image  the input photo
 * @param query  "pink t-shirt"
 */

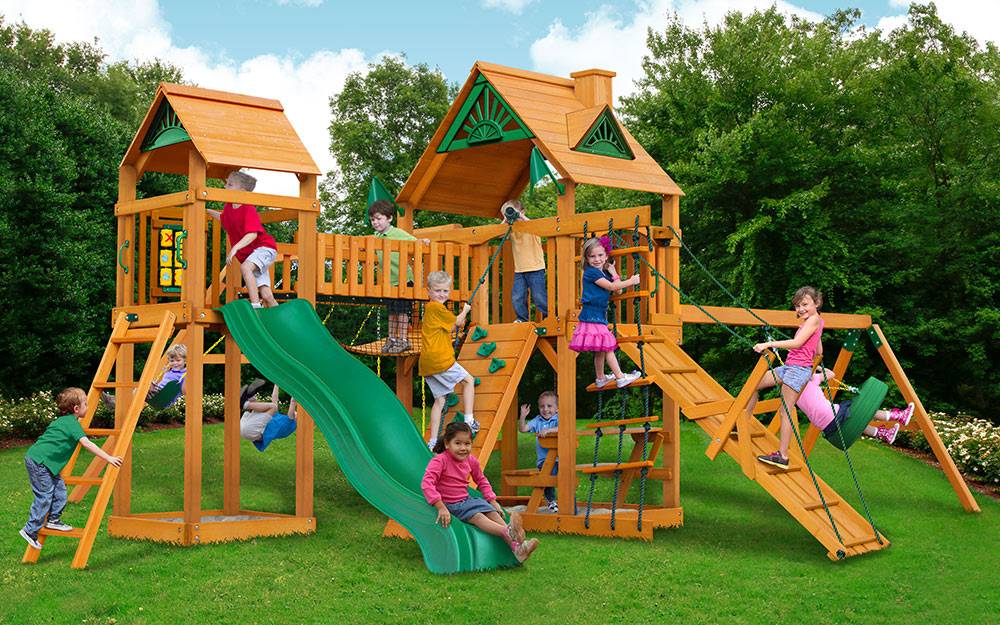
xmin=786 ymin=316 xmax=824 ymax=367
xmin=421 ymin=452 xmax=496 ymax=505
xmin=796 ymin=373 xmax=837 ymax=430
xmin=220 ymin=203 xmax=277 ymax=263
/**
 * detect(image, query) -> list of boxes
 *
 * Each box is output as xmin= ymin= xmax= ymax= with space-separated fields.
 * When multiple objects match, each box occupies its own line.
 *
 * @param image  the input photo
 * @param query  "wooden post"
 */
xmin=661 ymin=390 xmax=680 ymax=507
xmin=871 ymin=324 xmax=980 ymax=513
xmin=113 ymin=165 xmax=137 ymax=515
xmin=500 ymin=401 xmax=518 ymax=498
xmin=555 ymin=182 xmax=577 ymax=515
xmin=662 ymin=194 xmax=681 ymax=319
xmin=295 ymin=174 xmax=318 ymax=519
xmin=396 ymin=356 xmax=415 ymax=417
xmin=222 ymin=332 xmax=242 ymax=515
xmin=183 ymin=150 xmax=208 ymax=530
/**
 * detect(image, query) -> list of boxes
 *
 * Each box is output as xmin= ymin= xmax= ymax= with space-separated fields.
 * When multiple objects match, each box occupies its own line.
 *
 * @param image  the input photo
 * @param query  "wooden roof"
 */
xmin=398 ymin=62 xmax=682 ymax=218
xmin=121 ymin=83 xmax=320 ymax=178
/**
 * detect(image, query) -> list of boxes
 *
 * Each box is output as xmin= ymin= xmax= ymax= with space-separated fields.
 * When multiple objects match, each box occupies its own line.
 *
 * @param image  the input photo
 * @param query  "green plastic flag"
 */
xmin=367 ymin=176 xmax=404 ymax=216
xmin=528 ymin=147 xmax=565 ymax=197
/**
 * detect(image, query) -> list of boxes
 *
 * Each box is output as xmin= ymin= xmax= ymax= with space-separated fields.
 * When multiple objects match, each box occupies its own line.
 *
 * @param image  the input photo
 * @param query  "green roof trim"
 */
xmin=140 ymin=99 xmax=191 ymax=153
xmin=528 ymin=147 xmax=565 ymax=196
xmin=437 ymin=76 xmax=533 ymax=153
xmin=573 ymin=107 xmax=634 ymax=160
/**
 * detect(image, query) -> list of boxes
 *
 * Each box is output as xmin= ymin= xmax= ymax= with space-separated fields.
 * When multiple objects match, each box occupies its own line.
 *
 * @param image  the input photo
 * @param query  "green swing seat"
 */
xmin=823 ymin=377 xmax=888 ymax=451
xmin=146 ymin=380 xmax=183 ymax=410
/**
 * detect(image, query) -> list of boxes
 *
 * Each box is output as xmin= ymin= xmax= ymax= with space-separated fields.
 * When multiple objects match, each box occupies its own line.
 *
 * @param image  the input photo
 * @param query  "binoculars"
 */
xmin=502 ymin=205 xmax=520 ymax=224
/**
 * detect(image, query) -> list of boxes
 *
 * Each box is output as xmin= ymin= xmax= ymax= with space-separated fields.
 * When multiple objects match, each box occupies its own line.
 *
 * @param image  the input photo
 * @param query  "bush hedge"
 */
xmin=0 ymin=392 xmax=226 ymax=440
xmin=896 ymin=412 xmax=1000 ymax=486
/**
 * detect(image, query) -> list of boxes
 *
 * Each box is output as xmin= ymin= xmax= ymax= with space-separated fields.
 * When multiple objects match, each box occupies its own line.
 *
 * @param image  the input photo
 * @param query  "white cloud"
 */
xmin=274 ymin=0 xmax=324 ymax=6
xmin=877 ymin=1 xmax=1000 ymax=45
xmin=1 ymin=0 xmax=377 ymax=195
xmin=482 ymin=0 xmax=537 ymax=14
xmin=529 ymin=0 xmax=826 ymax=101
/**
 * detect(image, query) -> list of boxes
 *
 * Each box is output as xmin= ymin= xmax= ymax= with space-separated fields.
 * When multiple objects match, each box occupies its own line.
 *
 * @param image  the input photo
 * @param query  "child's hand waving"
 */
xmin=519 ymin=404 xmax=530 ymax=419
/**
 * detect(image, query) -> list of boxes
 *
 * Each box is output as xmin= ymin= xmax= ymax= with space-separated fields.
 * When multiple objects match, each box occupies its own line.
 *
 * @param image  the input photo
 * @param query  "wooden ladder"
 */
xmin=22 ymin=311 xmax=176 ymax=569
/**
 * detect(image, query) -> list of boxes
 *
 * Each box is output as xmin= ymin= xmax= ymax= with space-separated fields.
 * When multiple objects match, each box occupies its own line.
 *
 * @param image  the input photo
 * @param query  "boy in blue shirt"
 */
xmin=518 ymin=391 xmax=559 ymax=512
xmin=20 ymin=388 xmax=123 ymax=550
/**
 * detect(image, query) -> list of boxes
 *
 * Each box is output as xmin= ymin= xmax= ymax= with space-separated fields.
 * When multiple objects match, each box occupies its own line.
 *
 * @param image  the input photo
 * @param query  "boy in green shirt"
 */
xmin=369 ymin=199 xmax=427 ymax=354
xmin=19 ymin=388 xmax=122 ymax=550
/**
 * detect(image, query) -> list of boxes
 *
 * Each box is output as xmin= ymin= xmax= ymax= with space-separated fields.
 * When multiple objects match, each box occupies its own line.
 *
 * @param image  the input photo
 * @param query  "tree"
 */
xmin=0 ymin=18 xmax=184 ymax=398
xmin=319 ymin=56 xmax=459 ymax=234
xmin=620 ymin=4 xmax=999 ymax=415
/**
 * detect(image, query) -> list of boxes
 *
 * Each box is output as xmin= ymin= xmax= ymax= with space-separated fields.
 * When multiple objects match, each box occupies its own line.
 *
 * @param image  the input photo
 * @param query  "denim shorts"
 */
xmin=773 ymin=365 xmax=812 ymax=393
xmin=444 ymin=496 xmax=496 ymax=522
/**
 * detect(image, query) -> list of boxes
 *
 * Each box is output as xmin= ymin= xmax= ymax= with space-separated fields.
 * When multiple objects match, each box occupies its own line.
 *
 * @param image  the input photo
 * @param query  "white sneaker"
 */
xmin=19 ymin=529 xmax=42 ymax=550
xmin=594 ymin=375 xmax=613 ymax=388
xmin=547 ymin=500 xmax=559 ymax=513
xmin=464 ymin=415 xmax=481 ymax=435
xmin=616 ymin=371 xmax=643 ymax=388
xmin=45 ymin=520 xmax=73 ymax=532
xmin=427 ymin=439 xmax=437 ymax=451
xmin=251 ymin=302 xmax=263 ymax=309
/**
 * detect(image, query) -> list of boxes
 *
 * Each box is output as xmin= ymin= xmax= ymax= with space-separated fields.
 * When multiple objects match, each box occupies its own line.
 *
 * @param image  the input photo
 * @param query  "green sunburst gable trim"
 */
xmin=437 ymin=76 xmax=533 ymax=153
xmin=141 ymin=100 xmax=191 ymax=152
xmin=573 ymin=107 xmax=634 ymax=160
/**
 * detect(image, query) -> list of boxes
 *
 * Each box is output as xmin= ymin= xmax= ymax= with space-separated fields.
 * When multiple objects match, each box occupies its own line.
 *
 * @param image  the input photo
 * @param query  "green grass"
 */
xmin=2 ymin=420 xmax=998 ymax=625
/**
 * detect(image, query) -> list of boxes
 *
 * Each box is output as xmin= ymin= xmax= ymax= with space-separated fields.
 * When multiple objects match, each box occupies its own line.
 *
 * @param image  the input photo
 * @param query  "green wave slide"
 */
xmin=221 ymin=299 xmax=520 ymax=574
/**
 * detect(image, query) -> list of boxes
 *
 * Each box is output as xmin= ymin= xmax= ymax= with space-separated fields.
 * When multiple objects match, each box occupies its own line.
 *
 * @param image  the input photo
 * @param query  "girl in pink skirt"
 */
xmin=569 ymin=236 xmax=643 ymax=389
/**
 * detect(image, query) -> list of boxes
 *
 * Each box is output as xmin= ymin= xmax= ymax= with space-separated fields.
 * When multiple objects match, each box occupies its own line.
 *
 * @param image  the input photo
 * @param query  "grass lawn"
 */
xmin=2 ymin=419 xmax=997 ymax=625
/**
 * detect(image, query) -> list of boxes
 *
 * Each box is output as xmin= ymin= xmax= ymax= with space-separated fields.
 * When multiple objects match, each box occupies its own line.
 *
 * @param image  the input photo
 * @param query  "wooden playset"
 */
xmin=22 ymin=63 xmax=979 ymax=570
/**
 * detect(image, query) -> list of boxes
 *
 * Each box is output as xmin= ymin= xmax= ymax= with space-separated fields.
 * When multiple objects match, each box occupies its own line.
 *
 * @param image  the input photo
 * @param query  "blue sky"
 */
xmin=159 ymin=0 xmax=902 ymax=82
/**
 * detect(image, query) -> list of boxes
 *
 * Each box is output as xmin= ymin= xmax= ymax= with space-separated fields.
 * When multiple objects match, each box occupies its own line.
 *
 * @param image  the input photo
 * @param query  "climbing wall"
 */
xmin=618 ymin=325 xmax=889 ymax=560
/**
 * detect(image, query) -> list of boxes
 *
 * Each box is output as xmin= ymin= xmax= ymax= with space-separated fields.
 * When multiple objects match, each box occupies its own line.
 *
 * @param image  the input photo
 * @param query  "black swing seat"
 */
xmin=823 ymin=377 xmax=888 ymax=451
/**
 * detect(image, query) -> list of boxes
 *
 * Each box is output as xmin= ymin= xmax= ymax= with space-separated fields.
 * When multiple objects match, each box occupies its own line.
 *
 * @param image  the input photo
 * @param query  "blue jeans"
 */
xmin=537 ymin=458 xmax=559 ymax=503
xmin=512 ymin=269 xmax=548 ymax=322
xmin=23 ymin=457 xmax=67 ymax=539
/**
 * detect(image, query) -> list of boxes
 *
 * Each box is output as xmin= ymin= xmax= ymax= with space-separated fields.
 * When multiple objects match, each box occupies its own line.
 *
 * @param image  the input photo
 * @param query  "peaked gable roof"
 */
xmin=398 ymin=62 xmax=681 ymax=218
xmin=122 ymin=83 xmax=320 ymax=178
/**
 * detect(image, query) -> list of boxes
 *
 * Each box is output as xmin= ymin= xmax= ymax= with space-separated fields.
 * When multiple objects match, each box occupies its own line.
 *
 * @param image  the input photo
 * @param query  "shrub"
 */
xmin=1 ymin=392 xmax=228 ymax=441
xmin=897 ymin=412 xmax=1000 ymax=485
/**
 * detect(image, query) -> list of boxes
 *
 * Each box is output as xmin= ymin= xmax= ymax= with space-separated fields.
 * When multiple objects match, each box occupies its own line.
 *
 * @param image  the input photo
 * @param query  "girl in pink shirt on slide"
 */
xmin=421 ymin=422 xmax=539 ymax=562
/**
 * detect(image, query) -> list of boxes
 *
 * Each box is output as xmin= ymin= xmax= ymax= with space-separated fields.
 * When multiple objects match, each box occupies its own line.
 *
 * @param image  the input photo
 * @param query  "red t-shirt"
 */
xmin=220 ymin=203 xmax=277 ymax=263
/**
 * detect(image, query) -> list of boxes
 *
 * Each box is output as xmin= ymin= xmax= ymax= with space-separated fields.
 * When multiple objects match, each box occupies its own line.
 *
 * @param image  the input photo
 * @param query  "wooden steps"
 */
xmin=585 ymin=376 xmax=655 ymax=392
xmin=578 ymin=460 xmax=655 ymax=474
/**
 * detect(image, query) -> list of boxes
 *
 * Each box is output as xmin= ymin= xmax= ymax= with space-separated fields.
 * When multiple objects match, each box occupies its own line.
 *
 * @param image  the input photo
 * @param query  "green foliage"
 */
xmin=0 ymin=18 xmax=183 ymax=400
xmin=319 ymin=56 xmax=460 ymax=234
xmin=620 ymin=4 xmax=1000 ymax=415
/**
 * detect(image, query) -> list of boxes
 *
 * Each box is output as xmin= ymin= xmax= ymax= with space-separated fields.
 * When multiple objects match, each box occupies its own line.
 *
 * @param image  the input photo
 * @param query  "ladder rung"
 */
xmin=609 ymin=290 xmax=650 ymax=302
xmin=729 ymin=430 xmax=767 ymax=439
xmin=113 ymin=329 xmax=160 ymax=344
xmin=64 ymin=476 xmax=104 ymax=486
xmin=764 ymin=464 xmax=803 ymax=475
xmin=578 ymin=426 xmax=663 ymax=437
xmin=578 ymin=460 xmax=655 ymax=474
xmin=585 ymin=376 xmax=655 ymax=392
xmin=585 ymin=415 xmax=660 ymax=429
xmin=841 ymin=534 xmax=880 ymax=548
xmin=39 ymin=526 xmax=85 ymax=539
xmin=93 ymin=382 xmax=139 ymax=389
xmin=803 ymin=499 xmax=841 ymax=511
xmin=615 ymin=335 xmax=666 ymax=344
xmin=83 ymin=428 xmax=119 ymax=437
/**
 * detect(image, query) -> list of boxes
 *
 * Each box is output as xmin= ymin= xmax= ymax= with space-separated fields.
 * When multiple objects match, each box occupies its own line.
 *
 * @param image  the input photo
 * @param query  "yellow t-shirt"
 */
xmin=510 ymin=231 xmax=545 ymax=273
xmin=419 ymin=301 xmax=457 ymax=376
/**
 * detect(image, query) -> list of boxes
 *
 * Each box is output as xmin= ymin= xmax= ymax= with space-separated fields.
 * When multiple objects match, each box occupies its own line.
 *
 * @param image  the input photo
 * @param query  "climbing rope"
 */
xmin=665 ymin=224 xmax=789 ymax=340
xmin=584 ymin=427 xmax=603 ymax=529
xmin=452 ymin=222 xmax=516 ymax=353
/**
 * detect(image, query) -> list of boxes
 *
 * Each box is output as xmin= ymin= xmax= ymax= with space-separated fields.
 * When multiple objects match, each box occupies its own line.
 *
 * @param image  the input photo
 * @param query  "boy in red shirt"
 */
xmin=207 ymin=171 xmax=279 ymax=308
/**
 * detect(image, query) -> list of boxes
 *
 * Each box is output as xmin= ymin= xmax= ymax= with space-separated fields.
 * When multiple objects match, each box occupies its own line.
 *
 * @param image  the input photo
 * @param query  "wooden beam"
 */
xmin=115 ymin=190 xmax=192 ymax=216
xmin=184 ymin=150 xmax=207 ymax=527
xmin=296 ymin=173 xmax=318 ymax=519
xmin=681 ymin=305 xmax=872 ymax=330
xmin=555 ymin=182 xmax=578 ymax=516
xmin=535 ymin=337 xmax=558 ymax=372
xmin=408 ymin=152 xmax=448 ymax=208
xmin=871 ymin=324 xmax=980 ymax=513
xmin=196 ymin=187 xmax=320 ymax=212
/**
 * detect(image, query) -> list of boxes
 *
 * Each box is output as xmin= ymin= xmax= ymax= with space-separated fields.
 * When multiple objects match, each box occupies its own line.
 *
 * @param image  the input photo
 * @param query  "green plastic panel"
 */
xmin=867 ymin=327 xmax=883 ymax=349
xmin=140 ymin=100 xmax=191 ymax=152
xmin=529 ymin=146 xmax=565 ymax=196
xmin=842 ymin=329 xmax=862 ymax=353
xmin=437 ymin=76 xmax=533 ymax=153
xmin=367 ymin=176 xmax=403 ymax=216
xmin=221 ymin=300 xmax=520 ymax=574
xmin=824 ymin=377 xmax=889 ymax=451
xmin=573 ymin=107 xmax=634 ymax=160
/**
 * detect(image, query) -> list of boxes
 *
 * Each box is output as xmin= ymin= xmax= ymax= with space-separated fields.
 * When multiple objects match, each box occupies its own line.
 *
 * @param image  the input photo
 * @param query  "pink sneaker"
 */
xmin=887 ymin=402 xmax=914 ymax=426
xmin=874 ymin=423 xmax=900 ymax=445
